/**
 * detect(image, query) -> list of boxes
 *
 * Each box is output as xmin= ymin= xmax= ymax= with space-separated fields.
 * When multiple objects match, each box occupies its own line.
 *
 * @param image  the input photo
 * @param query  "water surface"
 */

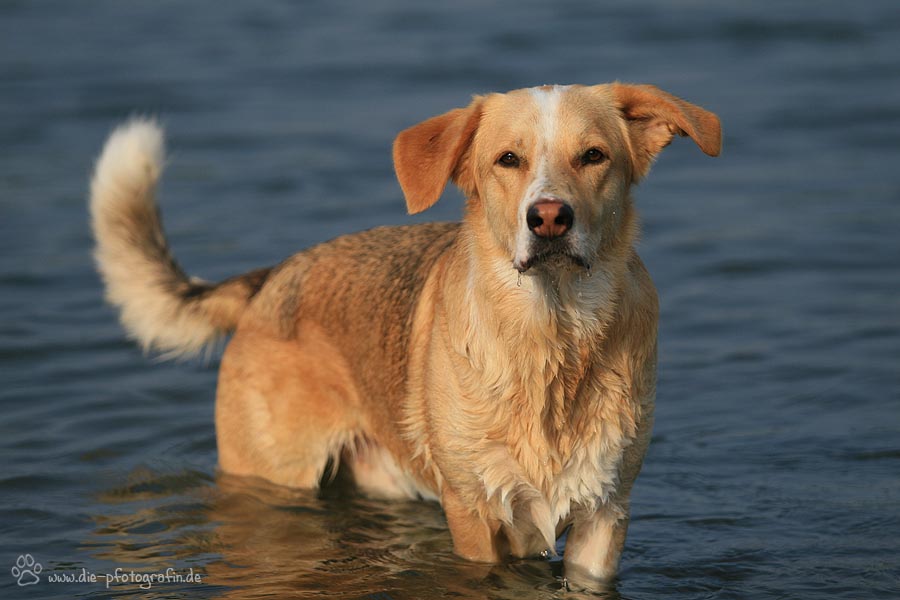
xmin=1 ymin=1 xmax=899 ymax=598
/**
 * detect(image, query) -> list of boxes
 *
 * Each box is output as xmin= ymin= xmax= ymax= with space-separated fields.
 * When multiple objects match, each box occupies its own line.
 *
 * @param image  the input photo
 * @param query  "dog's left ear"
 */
xmin=611 ymin=83 xmax=721 ymax=181
xmin=393 ymin=97 xmax=483 ymax=214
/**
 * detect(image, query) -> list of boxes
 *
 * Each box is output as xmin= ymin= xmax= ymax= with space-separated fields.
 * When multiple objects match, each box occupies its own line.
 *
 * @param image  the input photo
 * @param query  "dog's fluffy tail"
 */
xmin=90 ymin=119 xmax=270 ymax=358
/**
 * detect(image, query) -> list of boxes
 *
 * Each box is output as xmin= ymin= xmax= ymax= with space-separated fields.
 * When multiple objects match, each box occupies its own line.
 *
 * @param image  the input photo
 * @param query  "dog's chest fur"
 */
xmin=421 ymin=262 xmax=642 ymax=547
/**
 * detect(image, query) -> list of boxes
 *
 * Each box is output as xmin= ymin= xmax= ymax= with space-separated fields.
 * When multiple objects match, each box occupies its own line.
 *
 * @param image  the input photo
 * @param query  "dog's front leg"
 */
xmin=563 ymin=503 xmax=629 ymax=584
xmin=441 ymin=486 xmax=506 ymax=562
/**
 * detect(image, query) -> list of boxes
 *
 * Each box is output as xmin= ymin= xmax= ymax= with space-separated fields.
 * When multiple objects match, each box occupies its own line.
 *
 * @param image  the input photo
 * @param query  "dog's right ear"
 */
xmin=393 ymin=98 xmax=483 ymax=214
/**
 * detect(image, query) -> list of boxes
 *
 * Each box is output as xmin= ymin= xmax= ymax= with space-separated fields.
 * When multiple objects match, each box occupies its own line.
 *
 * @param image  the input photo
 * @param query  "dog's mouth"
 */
xmin=514 ymin=246 xmax=591 ymax=274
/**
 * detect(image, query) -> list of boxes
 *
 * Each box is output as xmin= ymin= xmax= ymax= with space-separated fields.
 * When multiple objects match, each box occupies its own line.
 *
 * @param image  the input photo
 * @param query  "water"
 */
xmin=2 ymin=1 xmax=899 ymax=598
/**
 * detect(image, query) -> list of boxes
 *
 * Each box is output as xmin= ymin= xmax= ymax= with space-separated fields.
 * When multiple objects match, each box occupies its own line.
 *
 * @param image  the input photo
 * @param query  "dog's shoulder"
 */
xmin=597 ymin=250 xmax=658 ymax=375
xmin=622 ymin=250 xmax=659 ymax=326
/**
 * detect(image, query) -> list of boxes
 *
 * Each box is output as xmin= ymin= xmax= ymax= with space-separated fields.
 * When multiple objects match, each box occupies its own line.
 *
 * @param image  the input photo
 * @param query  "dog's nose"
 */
xmin=526 ymin=199 xmax=574 ymax=239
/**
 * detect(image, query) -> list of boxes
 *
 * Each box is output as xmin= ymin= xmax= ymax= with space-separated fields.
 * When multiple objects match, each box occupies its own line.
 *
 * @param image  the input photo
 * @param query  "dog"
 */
xmin=90 ymin=82 xmax=720 ymax=582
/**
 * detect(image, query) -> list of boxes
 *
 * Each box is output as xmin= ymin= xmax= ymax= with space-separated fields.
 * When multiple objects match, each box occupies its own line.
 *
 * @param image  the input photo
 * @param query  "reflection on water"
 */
xmin=87 ymin=468 xmax=617 ymax=599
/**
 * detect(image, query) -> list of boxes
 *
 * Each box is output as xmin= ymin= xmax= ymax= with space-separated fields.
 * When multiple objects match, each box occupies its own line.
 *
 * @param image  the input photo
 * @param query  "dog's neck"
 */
xmin=442 ymin=209 xmax=636 ymax=451
xmin=453 ymin=202 xmax=637 ymax=355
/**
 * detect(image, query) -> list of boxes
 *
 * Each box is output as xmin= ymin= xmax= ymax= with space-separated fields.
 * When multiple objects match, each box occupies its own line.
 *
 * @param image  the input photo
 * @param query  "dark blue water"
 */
xmin=2 ymin=1 xmax=899 ymax=598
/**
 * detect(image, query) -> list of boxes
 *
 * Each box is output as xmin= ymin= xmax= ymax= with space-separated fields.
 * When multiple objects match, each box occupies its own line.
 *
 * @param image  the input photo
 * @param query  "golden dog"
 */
xmin=91 ymin=83 xmax=720 ymax=581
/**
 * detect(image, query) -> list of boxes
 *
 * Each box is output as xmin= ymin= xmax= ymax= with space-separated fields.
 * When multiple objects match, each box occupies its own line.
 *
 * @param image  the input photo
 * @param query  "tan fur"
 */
xmin=90 ymin=119 xmax=270 ymax=357
xmin=92 ymin=83 xmax=720 ymax=583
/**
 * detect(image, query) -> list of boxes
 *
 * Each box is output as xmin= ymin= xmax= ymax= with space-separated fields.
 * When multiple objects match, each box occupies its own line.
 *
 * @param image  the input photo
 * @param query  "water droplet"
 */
xmin=517 ymin=272 xmax=522 ymax=287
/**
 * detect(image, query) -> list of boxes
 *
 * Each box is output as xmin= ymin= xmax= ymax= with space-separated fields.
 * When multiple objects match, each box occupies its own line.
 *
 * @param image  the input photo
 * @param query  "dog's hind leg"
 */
xmin=215 ymin=325 xmax=361 ymax=488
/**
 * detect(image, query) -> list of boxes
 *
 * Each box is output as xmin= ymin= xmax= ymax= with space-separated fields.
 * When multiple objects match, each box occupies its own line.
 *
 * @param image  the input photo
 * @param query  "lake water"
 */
xmin=1 ymin=1 xmax=899 ymax=598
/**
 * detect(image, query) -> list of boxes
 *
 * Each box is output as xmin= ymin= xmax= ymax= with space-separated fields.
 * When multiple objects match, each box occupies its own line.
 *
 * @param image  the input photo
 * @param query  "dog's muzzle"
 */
xmin=514 ymin=199 xmax=589 ymax=273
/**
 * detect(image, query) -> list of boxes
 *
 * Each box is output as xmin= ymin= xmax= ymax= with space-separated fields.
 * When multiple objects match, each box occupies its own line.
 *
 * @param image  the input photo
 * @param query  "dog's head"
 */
xmin=393 ymin=84 xmax=720 ymax=275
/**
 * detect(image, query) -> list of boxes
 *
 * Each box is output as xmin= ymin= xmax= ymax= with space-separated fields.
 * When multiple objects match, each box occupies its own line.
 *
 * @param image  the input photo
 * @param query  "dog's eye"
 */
xmin=497 ymin=152 xmax=520 ymax=168
xmin=581 ymin=148 xmax=606 ymax=165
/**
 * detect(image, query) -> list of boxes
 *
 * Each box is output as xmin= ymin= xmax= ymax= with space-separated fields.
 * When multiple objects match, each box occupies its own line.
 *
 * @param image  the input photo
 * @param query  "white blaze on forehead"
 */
xmin=529 ymin=85 xmax=568 ymax=146
xmin=513 ymin=86 xmax=569 ymax=271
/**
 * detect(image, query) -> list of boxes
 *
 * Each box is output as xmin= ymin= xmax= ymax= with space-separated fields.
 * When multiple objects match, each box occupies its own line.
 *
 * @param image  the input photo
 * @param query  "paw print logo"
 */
xmin=11 ymin=554 xmax=42 ymax=586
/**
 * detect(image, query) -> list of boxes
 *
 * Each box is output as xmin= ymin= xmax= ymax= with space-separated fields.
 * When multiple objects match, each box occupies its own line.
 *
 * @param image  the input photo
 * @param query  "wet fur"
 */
xmin=91 ymin=83 xmax=720 ymax=583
